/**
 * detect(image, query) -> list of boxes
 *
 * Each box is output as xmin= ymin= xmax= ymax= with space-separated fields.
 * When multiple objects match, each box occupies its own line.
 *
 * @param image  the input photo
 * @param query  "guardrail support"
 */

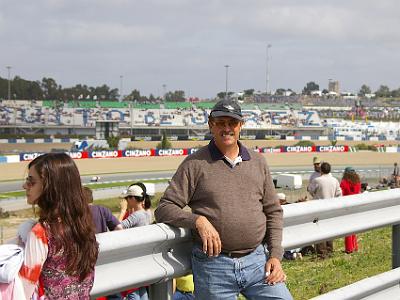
xmin=392 ymin=224 xmax=400 ymax=269
xmin=149 ymin=279 xmax=173 ymax=300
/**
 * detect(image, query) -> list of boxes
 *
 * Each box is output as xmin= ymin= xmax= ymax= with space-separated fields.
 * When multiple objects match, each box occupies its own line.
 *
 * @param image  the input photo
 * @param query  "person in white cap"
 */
xmin=307 ymin=156 xmax=321 ymax=198
xmin=119 ymin=183 xmax=151 ymax=229
xmin=118 ymin=183 xmax=151 ymax=300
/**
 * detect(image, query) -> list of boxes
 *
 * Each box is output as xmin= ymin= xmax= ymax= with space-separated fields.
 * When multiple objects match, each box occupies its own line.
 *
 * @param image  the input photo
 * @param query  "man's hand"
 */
xmin=195 ymin=216 xmax=222 ymax=257
xmin=265 ymin=257 xmax=287 ymax=285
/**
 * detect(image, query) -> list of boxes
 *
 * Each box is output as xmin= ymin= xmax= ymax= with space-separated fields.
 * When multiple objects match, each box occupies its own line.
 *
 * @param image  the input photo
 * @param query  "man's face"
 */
xmin=209 ymin=116 xmax=243 ymax=149
xmin=314 ymin=163 xmax=321 ymax=172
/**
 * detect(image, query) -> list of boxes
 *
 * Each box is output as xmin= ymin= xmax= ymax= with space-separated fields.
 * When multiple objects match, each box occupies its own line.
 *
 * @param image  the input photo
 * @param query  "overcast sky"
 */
xmin=1 ymin=0 xmax=400 ymax=98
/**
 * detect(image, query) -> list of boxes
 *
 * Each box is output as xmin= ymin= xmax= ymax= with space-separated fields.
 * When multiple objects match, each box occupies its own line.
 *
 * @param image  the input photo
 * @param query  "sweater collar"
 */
xmin=208 ymin=139 xmax=251 ymax=161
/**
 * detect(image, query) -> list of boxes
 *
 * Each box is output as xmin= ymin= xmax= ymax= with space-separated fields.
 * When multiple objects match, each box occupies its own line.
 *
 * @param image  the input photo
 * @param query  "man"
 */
xmin=308 ymin=162 xmax=342 ymax=258
xmin=155 ymin=99 xmax=292 ymax=300
xmin=307 ymin=156 xmax=321 ymax=197
xmin=393 ymin=162 xmax=399 ymax=187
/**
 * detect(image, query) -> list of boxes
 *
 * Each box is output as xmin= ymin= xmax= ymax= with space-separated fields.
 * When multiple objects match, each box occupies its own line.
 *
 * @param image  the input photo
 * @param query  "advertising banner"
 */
xmin=19 ymin=152 xmax=45 ymax=161
xmin=281 ymin=146 xmax=316 ymax=153
xmin=155 ymin=148 xmax=188 ymax=156
xmin=66 ymin=151 xmax=89 ymax=159
xmin=316 ymin=145 xmax=349 ymax=152
xmin=88 ymin=150 xmax=123 ymax=159
xmin=123 ymin=149 xmax=155 ymax=157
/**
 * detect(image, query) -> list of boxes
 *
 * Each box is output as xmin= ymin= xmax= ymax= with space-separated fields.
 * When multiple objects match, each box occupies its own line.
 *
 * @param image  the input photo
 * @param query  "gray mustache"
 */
xmin=221 ymin=132 xmax=234 ymax=136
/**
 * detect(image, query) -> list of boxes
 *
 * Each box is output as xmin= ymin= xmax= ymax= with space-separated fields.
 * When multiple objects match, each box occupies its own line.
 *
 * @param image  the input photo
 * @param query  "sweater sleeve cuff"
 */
xmin=267 ymin=247 xmax=284 ymax=261
xmin=189 ymin=213 xmax=201 ymax=230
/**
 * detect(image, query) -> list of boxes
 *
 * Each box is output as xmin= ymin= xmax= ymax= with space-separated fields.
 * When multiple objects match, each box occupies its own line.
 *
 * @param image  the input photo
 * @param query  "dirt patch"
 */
xmin=0 ymin=151 xmax=398 ymax=181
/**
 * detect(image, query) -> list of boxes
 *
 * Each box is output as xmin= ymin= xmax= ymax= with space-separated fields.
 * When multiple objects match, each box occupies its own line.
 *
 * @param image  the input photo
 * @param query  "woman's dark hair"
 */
xmin=28 ymin=153 xmax=98 ymax=280
xmin=342 ymin=171 xmax=361 ymax=184
xmin=129 ymin=182 xmax=152 ymax=209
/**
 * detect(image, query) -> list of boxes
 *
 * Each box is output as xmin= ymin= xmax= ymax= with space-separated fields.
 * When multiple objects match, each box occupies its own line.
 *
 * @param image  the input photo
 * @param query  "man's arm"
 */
xmin=261 ymin=161 xmax=283 ymax=260
xmin=308 ymin=178 xmax=318 ymax=197
xmin=261 ymin=161 xmax=287 ymax=284
xmin=155 ymin=160 xmax=222 ymax=256
xmin=155 ymin=164 xmax=199 ymax=229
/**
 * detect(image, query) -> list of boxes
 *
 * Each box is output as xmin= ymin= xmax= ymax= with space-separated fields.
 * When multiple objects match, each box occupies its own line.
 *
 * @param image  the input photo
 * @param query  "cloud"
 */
xmin=1 ymin=0 xmax=400 ymax=97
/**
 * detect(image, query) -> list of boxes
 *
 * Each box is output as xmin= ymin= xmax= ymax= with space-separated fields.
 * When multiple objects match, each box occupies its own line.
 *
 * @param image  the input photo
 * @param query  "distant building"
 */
xmin=311 ymin=90 xmax=322 ymax=97
xmin=364 ymin=93 xmax=376 ymax=99
xmin=328 ymin=80 xmax=340 ymax=94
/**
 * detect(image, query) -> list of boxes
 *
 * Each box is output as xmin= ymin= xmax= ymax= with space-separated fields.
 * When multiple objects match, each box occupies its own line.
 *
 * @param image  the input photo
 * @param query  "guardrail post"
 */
xmin=149 ymin=279 xmax=173 ymax=300
xmin=393 ymin=224 xmax=400 ymax=269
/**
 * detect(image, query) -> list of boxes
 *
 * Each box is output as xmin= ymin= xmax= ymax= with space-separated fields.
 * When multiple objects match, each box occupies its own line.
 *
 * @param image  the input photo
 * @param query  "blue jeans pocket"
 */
xmin=192 ymin=246 xmax=210 ymax=261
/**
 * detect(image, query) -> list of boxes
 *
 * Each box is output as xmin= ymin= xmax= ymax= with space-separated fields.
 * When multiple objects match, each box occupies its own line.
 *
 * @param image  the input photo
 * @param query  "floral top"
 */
xmin=19 ymin=222 xmax=94 ymax=299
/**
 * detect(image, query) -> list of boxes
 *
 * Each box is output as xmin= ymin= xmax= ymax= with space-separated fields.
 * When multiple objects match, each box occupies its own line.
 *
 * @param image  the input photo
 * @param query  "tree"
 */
xmin=390 ymin=88 xmax=400 ymax=98
xmin=375 ymin=85 xmax=391 ymax=98
xmin=41 ymin=77 xmax=61 ymax=100
xmin=127 ymin=89 xmax=141 ymax=101
xmin=275 ymin=88 xmax=286 ymax=96
xmin=157 ymin=131 xmax=172 ymax=149
xmin=244 ymin=89 xmax=254 ymax=96
xmin=302 ymin=82 xmax=319 ymax=95
xmin=217 ymin=92 xmax=225 ymax=99
xmin=165 ymin=90 xmax=185 ymax=102
xmin=107 ymin=136 xmax=120 ymax=149
xmin=358 ymin=84 xmax=371 ymax=96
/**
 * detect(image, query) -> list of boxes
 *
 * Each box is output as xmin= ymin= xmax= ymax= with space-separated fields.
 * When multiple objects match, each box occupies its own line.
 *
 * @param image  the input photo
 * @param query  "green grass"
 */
xmin=283 ymin=227 xmax=391 ymax=299
xmin=0 ymin=179 xmax=169 ymax=200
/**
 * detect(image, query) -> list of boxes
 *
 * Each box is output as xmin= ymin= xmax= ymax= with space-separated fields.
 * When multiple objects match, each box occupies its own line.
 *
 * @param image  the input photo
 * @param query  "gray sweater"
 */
xmin=155 ymin=141 xmax=283 ymax=259
xmin=121 ymin=210 xmax=150 ymax=229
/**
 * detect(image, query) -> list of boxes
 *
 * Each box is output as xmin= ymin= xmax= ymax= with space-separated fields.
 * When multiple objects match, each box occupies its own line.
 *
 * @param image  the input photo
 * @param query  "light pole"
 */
xmin=224 ymin=65 xmax=230 ymax=99
xmin=266 ymin=44 xmax=272 ymax=95
xmin=162 ymin=84 xmax=167 ymax=101
xmin=119 ymin=75 xmax=123 ymax=102
xmin=6 ymin=66 xmax=11 ymax=101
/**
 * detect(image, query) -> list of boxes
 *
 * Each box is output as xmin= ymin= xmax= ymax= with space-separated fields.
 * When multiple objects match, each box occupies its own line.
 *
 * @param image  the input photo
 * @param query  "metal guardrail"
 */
xmin=89 ymin=189 xmax=400 ymax=298
xmin=311 ymin=267 xmax=400 ymax=300
xmin=92 ymin=224 xmax=193 ymax=299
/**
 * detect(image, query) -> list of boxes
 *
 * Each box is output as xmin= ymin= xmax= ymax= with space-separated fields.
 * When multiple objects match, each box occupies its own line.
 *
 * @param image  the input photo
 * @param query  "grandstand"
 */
xmin=0 ymin=100 xmax=327 ymax=140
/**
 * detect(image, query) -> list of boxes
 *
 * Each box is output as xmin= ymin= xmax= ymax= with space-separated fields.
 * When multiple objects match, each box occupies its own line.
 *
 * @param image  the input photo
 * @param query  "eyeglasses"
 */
xmin=212 ymin=119 xmax=241 ymax=128
xmin=24 ymin=176 xmax=37 ymax=188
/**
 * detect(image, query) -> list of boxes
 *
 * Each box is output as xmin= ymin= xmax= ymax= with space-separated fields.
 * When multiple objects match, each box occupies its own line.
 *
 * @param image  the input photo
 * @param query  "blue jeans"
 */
xmin=174 ymin=290 xmax=195 ymax=300
xmin=126 ymin=287 xmax=149 ymax=300
xmin=191 ymin=244 xmax=293 ymax=300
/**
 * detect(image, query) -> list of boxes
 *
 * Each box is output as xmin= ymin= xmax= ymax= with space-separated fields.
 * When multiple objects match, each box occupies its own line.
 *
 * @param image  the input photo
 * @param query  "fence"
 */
xmin=91 ymin=189 xmax=400 ymax=299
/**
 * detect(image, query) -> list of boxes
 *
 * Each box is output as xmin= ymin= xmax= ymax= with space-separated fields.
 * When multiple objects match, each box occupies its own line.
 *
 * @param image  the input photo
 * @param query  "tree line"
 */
xmin=1 ymin=75 xmax=400 ymax=102
xmin=0 ymin=76 xmax=187 ymax=102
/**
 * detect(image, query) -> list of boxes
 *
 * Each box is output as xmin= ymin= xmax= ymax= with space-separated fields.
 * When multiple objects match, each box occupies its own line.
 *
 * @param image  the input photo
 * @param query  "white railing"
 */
xmin=91 ymin=189 xmax=400 ymax=299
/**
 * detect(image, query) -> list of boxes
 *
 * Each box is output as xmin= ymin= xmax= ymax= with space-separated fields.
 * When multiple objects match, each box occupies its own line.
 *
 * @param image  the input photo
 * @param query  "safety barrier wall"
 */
xmin=91 ymin=189 xmax=400 ymax=299
xmin=8 ymin=146 xmax=353 ymax=163
xmin=1 ymin=136 xmax=400 ymax=144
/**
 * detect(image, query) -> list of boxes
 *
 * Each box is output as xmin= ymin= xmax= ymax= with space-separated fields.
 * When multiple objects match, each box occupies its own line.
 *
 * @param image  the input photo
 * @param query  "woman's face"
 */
xmin=23 ymin=166 xmax=43 ymax=205
xmin=126 ymin=196 xmax=143 ymax=211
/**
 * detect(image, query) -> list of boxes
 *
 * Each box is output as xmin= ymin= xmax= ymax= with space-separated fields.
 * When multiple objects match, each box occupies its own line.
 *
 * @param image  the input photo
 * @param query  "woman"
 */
xmin=118 ymin=183 xmax=151 ymax=300
xmin=119 ymin=183 xmax=151 ymax=229
xmin=20 ymin=153 xmax=99 ymax=299
xmin=340 ymin=166 xmax=361 ymax=254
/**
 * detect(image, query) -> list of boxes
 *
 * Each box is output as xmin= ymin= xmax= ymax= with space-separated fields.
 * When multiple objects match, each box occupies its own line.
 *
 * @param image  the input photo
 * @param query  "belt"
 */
xmin=221 ymin=250 xmax=252 ymax=258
